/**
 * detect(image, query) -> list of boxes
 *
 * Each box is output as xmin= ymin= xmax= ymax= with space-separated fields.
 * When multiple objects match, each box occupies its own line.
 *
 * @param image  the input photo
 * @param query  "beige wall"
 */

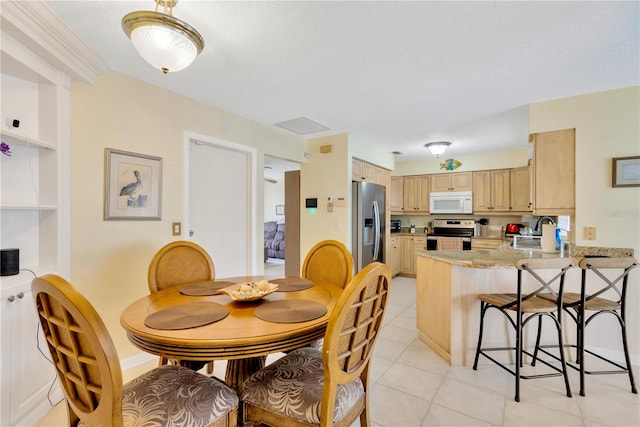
xmin=299 ymin=134 xmax=351 ymax=257
xmin=530 ymin=85 xmax=640 ymax=362
xmin=70 ymin=73 xmax=307 ymax=359
xmin=264 ymin=180 xmax=285 ymax=222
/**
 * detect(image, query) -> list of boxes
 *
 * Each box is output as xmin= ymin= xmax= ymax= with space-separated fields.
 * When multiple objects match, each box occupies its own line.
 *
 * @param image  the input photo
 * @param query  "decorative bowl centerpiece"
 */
xmin=219 ymin=280 xmax=278 ymax=301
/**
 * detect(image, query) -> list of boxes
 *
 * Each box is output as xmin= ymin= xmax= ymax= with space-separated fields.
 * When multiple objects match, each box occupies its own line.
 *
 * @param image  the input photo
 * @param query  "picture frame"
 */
xmin=612 ymin=156 xmax=640 ymax=188
xmin=104 ymin=148 xmax=162 ymax=220
xmin=276 ymin=204 xmax=285 ymax=215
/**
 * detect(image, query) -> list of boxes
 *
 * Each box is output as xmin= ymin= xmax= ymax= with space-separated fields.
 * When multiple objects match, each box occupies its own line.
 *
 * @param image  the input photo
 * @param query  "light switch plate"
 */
xmin=172 ymin=222 xmax=182 ymax=236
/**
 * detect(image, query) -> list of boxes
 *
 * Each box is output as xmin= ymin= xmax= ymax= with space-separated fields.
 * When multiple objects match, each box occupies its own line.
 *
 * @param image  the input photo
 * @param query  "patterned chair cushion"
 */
xmin=80 ymin=365 xmax=238 ymax=427
xmin=241 ymin=347 xmax=364 ymax=424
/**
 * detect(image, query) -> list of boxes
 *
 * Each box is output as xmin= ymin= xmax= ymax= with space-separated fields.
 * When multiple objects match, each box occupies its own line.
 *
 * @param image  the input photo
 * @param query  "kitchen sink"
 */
xmin=511 ymin=235 xmax=542 ymax=250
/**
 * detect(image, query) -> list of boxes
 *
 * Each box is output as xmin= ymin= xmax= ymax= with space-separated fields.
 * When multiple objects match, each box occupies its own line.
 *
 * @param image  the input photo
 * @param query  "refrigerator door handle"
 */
xmin=372 ymin=200 xmax=380 ymax=261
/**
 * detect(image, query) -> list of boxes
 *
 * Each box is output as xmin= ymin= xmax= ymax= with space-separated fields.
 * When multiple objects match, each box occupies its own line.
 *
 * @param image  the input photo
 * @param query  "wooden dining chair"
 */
xmin=302 ymin=239 xmax=354 ymax=289
xmin=31 ymin=274 xmax=239 ymax=427
xmin=148 ymin=240 xmax=216 ymax=372
xmin=472 ymin=257 xmax=573 ymax=402
xmin=148 ymin=240 xmax=216 ymax=293
xmin=241 ymin=261 xmax=391 ymax=427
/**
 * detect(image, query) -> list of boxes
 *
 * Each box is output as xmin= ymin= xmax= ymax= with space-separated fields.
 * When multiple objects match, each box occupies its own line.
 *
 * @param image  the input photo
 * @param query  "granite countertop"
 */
xmin=416 ymin=244 xmax=635 ymax=269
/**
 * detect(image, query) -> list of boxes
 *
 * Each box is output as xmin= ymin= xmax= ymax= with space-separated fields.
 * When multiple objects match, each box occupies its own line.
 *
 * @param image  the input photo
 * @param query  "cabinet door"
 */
xmin=510 ymin=166 xmax=532 ymax=212
xmin=403 ymin=176 xmax=418 ymax=211
xmin=531 ymin=129 xmax=575 ymax=214
xmin=491 ymin=169 xmax=511 ymax=211
xmin=430 ymin=174 xmax=452 ymax=192
xmin=390 ymin=177 xmax=404 ymax=212
xmin=352 ymin=159 xmax=363 ymax=181
xmin=374 ymin=166 xmax=388 ymax=187
xmin=399 ymin=237 xmax=414 ymax=274
xmin=388 ymin=237 xmax=400 ymax=276
xmin=451 ymin=172 xmax=473 ymax=191
xmin=362 ymin=162 xmax=375 ymax=181
xmin=2 ymin=286 xmax=57 ymax=426
xmin=416 ymin=175 xmax=430 ymax=212
xmin=472 ymin=171 xmax=492 ymax=212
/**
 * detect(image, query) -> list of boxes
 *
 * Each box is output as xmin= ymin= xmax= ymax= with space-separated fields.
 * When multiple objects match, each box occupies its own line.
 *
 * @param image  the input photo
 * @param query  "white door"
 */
xmin=188 ymin=136 xmax=256 ymax=277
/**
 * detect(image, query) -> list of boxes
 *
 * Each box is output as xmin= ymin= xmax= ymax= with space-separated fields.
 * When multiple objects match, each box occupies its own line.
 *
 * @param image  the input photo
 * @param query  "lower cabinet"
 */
xmin=1 ymin=281 xmax=61 ymax=426
xmin=399 ymin=235 xmax=426 ymax=276
xmin=388 ymin=236 xmax=401 ymax=276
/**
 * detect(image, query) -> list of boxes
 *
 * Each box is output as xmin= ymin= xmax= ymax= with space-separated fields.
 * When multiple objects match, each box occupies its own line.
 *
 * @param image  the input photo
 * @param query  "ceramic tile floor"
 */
xmin=35 ymin=276 xmax=639 ymax=427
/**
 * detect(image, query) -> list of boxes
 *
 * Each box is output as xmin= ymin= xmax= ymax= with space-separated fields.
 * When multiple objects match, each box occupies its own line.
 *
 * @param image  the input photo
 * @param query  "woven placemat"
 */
xmin=144 ymin=301 xmax=229 ymax=330
xmin=180 ymin=281 xmax=237 ymax=296
xmin=269 ymin=277 xmax=313 ymax=292
xmin=254 ymin=299 xmax=327 ymax=323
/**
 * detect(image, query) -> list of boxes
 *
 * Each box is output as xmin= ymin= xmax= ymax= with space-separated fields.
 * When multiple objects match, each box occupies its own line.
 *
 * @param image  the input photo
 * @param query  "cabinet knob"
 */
xmin=7 ymin=295 xmax=15 ymax=302
xmin=17 ymin=292 xmax=24 ymax=299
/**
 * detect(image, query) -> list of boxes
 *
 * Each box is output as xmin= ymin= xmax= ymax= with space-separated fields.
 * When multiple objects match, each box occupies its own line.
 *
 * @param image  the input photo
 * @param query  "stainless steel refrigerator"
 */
xmin=352 ymin=181 xmax=385 ymax=272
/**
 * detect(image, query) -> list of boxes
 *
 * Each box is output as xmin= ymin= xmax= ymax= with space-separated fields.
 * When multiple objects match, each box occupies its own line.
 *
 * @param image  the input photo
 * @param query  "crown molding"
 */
xmin=1 ymin=0 xmax=109 ymax=83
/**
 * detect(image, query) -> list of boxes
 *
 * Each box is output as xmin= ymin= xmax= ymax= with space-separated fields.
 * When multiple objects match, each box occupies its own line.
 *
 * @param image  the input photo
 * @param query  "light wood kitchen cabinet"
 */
xmin=388 ymin=236 xmax=400 ymax=276
xmin=399 ymin=235 xmax=426 ymax=276
xmin=390 ymin=176 xmax=404 ymax=212
xmin=402 ymin=175 xmax=430 ymax=213
xmin=472 ymin=169 xmax=511 ymax=212
xmin=510 ymin=166 xmax=532 ymax=212
xmin=430 ymin=172 xmax=473 ymax=192
xmin=530 ymin=129 xmax=575 ymax=215
xmin=352 ymin=158 xmax=375 ymax=182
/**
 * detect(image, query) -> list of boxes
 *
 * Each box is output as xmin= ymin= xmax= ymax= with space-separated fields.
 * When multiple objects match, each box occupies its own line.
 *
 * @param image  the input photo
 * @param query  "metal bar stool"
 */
xmin=535 ymin=256 xmax=638 ymax=396
xmin=473 ymin=257 xmax=573 ymax=402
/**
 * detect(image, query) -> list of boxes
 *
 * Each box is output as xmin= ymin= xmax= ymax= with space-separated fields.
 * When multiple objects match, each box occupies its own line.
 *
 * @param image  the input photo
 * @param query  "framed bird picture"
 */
xmin=104 ymin=148 xmax=162 ymax=220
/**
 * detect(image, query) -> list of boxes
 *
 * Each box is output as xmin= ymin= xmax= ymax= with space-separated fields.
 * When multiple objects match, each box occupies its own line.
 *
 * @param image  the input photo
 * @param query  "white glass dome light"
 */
xmin=424 ymin=141 xmax=452 ymax=158
xmin=122 ymin=1 xmax=204 ymax=74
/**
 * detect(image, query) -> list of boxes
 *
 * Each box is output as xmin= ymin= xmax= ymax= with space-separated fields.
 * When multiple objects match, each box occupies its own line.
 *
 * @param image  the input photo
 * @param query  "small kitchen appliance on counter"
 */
xmin=390 ymin=219 xmax=401 ymax=233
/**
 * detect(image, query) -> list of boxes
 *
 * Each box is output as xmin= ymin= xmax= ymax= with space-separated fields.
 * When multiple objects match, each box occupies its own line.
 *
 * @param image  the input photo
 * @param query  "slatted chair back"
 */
xmin=302 ymin=240 xmax=354 ymax=290
xmin=321 ymin=261 xmax=391 ymax=425
xmin=148 ymin=240 xmax=215 ymax=293
xmin=32 ymin=274 xmax=125 ymax=426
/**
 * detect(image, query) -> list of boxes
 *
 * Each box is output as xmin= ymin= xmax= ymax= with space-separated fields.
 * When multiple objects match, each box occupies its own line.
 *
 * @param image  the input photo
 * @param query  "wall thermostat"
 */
xmin=305 ymin=198 xmax=318 ymax=208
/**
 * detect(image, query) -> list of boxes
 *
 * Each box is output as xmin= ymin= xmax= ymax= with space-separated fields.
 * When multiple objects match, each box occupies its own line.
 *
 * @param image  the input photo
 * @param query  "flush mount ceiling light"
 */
xmin=424 ymin=141 xmax=452 ymax=158
xmin=122 ymin=0 xmax=204 ymax=74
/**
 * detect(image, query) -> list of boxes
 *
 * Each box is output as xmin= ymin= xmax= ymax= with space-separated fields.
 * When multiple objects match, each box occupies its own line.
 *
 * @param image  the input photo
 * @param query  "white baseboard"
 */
xmin=120 ymin=352 xmax=156 ymax=371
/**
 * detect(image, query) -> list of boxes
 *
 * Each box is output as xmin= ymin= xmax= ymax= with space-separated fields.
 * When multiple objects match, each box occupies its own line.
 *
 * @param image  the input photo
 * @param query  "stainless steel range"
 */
xmin=426 ymin=219 xmax=475 ymax=251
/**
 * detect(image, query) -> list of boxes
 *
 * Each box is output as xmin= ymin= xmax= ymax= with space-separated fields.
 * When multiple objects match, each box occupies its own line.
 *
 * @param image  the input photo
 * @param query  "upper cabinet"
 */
xmin=352 ymin=158 xmax=375 ymax=182
xmin=472 ymin=169 xmax=511 ymax=212
xmin=510 ymin=166 xmax=532 ymax=212
xmin=430 ymin=172 xmax=473 ymax=192
xmin=530 ymin=129 xmax=575 ymax=215
xmin=390 ymin=176 xmax=404 ymax=212
xmin=402 ymin=175 xmax=430 ymax=213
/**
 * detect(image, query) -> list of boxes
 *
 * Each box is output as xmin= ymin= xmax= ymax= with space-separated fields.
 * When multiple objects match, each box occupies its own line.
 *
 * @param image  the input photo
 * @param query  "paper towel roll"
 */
xmin=541 ymin=224 xmax=558 ymax=253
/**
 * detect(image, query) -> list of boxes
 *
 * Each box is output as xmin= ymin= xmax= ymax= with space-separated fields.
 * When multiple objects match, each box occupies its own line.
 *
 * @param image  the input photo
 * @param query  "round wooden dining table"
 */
xmin=120 ymin=275 xmax=343 ymax=392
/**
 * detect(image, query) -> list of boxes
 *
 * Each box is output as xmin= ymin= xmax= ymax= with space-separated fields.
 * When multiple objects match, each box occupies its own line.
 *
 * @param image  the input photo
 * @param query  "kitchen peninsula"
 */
xmin=415 ymin=246 xmax=634 ymax=367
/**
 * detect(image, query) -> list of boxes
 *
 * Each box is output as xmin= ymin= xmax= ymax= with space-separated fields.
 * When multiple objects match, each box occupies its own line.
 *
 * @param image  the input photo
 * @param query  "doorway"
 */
xmin=263 ymin=156 xmax=300 ymax=276
xmin=187 ymin=133 xmax=257 ymax=277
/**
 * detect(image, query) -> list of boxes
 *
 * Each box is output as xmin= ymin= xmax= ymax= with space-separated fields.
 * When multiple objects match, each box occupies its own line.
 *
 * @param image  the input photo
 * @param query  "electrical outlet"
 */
xmin=583 ymin=226 xmax=596 ymax=240
xmin=172 ymin=222 xmax=182 ymax=236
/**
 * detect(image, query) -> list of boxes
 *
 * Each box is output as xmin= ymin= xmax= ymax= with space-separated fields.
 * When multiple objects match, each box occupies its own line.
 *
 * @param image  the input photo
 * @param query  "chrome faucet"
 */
xmin=534 ymin=216 xmax=556 ymax=234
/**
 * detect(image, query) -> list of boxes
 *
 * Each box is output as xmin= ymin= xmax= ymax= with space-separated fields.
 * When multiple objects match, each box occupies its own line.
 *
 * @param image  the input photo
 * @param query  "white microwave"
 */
xmin=429 ymin=191 xmax=473 ymax=214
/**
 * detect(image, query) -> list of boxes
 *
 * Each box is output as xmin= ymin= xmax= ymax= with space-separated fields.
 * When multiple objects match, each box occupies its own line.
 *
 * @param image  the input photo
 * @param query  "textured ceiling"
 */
xmin=47 ymin=1 xmax=639 ymax=163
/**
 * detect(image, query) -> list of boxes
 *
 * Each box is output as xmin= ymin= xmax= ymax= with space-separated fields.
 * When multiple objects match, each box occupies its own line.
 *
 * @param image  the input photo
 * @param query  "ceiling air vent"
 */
xmin=274 ymin=117 xmax=330 ymax=135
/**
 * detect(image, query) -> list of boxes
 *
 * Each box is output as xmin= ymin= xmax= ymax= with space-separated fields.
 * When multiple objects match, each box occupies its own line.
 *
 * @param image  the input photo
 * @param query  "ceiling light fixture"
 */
xmin=424 ymin=141 xmax=451 ymax=158
xmin=122 ymin=0 xmax=204 ymax=74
